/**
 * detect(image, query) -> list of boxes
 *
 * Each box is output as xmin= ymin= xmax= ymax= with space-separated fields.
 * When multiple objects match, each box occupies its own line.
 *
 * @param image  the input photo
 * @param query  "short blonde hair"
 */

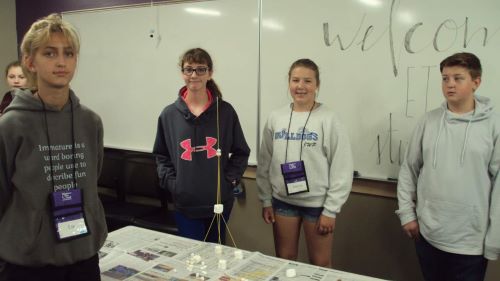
xmin=20 ymin=13 xmax=80 ymax=88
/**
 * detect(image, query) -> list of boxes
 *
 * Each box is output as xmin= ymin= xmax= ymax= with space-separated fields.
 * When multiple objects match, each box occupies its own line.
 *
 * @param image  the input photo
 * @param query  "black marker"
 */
xmin=387 ymin=177 xmax=398 ymax=181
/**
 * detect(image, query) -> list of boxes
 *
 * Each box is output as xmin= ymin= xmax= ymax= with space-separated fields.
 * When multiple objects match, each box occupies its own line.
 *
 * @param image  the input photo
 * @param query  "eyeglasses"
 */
xmin=182 ymin=67 xmax=209 ymax=76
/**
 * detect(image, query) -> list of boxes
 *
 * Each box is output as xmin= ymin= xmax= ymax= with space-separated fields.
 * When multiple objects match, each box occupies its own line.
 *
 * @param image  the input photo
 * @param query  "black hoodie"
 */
xmin=153 ymin=87 xmax=250 ymax=218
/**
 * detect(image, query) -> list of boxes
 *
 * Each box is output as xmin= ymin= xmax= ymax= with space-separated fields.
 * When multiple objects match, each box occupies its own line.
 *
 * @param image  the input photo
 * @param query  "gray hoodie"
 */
xmin=396 ymin=95 xmax=500 ymax=260
xmin=257 ymin=103 xmax=353 ymax=218
xmin=0 ymin=89 xmax=107 ymax=266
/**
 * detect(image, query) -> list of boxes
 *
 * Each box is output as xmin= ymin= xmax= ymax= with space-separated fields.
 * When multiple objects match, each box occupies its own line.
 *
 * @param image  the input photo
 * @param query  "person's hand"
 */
xmin=316 ymin=215 xmax=335 ymax=235
xmin=402 ymin=220 xmax=420 ymax=240
xmin=262 ymin=207 xmax=275 ymax=224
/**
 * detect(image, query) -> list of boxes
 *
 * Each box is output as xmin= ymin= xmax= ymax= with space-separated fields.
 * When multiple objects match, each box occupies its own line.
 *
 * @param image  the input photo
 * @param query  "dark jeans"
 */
xmin=416 ymin=235 xmax=488 ymax=281
xmin=0 ymin=254 xmax=100 ymax=281
xmin=175 ymin=204 xmax=232 ymax=244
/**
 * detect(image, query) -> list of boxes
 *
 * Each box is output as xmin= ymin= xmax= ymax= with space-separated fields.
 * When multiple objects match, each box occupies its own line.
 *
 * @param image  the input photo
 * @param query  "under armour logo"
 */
xmin=180 ymin=137 xmax=217 ymax=161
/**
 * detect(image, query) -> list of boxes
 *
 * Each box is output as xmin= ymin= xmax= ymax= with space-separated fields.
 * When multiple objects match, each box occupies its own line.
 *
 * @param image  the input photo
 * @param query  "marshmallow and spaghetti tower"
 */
xmin=203 ymin=97 xmax=237 ymax=248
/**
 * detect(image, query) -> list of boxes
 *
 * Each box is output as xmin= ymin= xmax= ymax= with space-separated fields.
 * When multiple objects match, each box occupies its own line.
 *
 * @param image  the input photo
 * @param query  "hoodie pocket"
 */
xmin=84 ymin=203 xmax=108 ymax=252
xmin=167 ymin=178 xmax=177 ymax=201
xmin=419 ymin=199 xmax=482 ymax=248
xmin=0 ymin=208 xmax=43 ymax=257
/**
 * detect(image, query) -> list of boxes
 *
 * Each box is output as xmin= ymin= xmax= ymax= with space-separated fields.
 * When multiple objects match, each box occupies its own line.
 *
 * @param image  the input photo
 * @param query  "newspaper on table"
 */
xmin=268 ymin=260 xmax=387 ymax=281
xmin=99 ymin=226 xmax=389 ymax=281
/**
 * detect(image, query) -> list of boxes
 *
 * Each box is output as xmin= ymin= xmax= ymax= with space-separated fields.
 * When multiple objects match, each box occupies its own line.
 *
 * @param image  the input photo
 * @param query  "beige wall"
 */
xmin=229 ymin=176 xmax=500 ymax=281
xmin=0 ymin=0 xmax=18 ymax=94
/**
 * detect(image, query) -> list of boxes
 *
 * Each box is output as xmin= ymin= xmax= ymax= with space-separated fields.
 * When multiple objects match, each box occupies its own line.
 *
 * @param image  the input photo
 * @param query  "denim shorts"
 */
xmin=272 ymin=197 xmax=323 ymax=222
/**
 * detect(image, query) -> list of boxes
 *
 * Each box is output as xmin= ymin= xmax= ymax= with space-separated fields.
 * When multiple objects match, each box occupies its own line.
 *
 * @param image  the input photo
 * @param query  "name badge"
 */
xmin=55 ymin=213 xmax=89 ymax=240
xmin=280 ymin=160 xmax=309 ymax=195
xmin=50 ymin=189 xmax=90 ymax=241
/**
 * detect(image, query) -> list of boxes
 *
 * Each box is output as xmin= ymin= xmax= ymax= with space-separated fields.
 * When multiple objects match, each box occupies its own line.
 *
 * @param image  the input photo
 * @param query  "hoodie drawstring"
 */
xmin=460 ymin=119 xmax=472 ymax=165
xmin=432 ymin=111 xmax=445 ymax=168
xmin=433 ymin=109 xmax=474 ymax=168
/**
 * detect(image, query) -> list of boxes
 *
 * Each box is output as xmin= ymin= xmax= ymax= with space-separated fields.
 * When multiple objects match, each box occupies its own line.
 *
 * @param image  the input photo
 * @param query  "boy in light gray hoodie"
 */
xmin=396 ymin=52 xmax=500 ymax=281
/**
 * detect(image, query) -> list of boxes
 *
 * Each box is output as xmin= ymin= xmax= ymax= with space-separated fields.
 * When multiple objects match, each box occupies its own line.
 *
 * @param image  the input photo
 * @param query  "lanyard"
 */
xmin=40 ymin=96 xmax=77 ymax=192
xmin=284 ymin=101 xmax=315 ymax=163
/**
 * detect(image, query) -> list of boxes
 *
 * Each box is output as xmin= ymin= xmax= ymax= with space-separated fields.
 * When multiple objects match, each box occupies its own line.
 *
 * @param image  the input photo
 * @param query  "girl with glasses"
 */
xmin=153 ymin=48 xmax=250 ymax=243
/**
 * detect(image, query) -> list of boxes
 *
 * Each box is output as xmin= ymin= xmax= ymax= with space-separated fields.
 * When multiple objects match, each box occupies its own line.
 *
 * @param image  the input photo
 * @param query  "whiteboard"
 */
xmin=64 ymin=0 xmax=500 ymax=179
xmin=260 ymin=0 xmax=500 ymax=179
xmin=64 ymin=0 xmax=259 ymax=163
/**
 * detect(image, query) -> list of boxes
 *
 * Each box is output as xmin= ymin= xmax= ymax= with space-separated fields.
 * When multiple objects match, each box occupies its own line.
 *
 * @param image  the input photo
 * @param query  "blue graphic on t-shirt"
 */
xmin=274 ymin=127 xmax=318 ymax=141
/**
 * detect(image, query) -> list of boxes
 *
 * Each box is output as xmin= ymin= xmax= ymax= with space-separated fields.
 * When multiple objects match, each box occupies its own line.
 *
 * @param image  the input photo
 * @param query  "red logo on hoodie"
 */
xmin=180 ymin=137 xmax=217 ymax=161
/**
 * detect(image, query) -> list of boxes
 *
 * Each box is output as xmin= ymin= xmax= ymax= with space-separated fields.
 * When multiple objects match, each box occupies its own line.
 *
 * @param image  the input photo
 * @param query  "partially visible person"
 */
xmin=256 ymin=58 xmax=353 ymax=267
xmin=153 ymin=48 xmax=250 ymax=244
xmin=0 ymin=14 xmax=107 ymax=281
xmin=396 ymin=52 xmax=500 ymax=281
xmin=0 ymin=61 xmax=27 ymax=115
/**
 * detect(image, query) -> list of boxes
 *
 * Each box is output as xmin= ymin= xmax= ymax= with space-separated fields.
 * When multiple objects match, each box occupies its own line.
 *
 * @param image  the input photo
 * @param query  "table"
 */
xmin=99 ymin=226 xmax=389 ymax=281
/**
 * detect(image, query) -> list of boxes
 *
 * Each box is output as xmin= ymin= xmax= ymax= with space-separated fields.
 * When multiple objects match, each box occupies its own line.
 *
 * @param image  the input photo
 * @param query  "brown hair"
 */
xmin=179 ymin=48 xmax=222 ymax=99
xmin=288 ymin=58 xmax=320 ymax=87
xmin=440 ymin=52 xmax=482 ymax=79
xmin=4 ymin=61 xmax=22 ymax=78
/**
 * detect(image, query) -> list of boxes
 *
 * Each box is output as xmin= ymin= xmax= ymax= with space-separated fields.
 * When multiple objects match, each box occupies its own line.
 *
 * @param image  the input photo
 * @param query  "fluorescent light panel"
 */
xmin=184 ymin=7 xmax=221 ymax=16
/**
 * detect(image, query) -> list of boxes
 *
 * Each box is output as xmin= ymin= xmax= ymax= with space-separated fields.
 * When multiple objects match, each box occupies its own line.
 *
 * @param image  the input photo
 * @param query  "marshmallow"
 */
xmin=214 ymin=204 xmax=224 ymax=214
xmin=218 ymin=259 xmax=227 ymax=270
xmin=234 ymin=250 xmax=243 ymax=259
xmin=215 ymin=245 xmax=223 ymax=254
xmin=286 ymin=268 xmax=296 ymax=278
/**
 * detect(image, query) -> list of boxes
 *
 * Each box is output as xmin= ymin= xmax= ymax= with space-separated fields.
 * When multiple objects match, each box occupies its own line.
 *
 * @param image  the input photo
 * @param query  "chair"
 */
xmin=122 ymin=153 xmax=178 ymax=235
xmin=98 ymin=149 xmax=178 ymax=234
xmin=99 ymin=150 xmax=160 ymax=231
xmin=97 ymin=148 xmax=125 ymax=204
